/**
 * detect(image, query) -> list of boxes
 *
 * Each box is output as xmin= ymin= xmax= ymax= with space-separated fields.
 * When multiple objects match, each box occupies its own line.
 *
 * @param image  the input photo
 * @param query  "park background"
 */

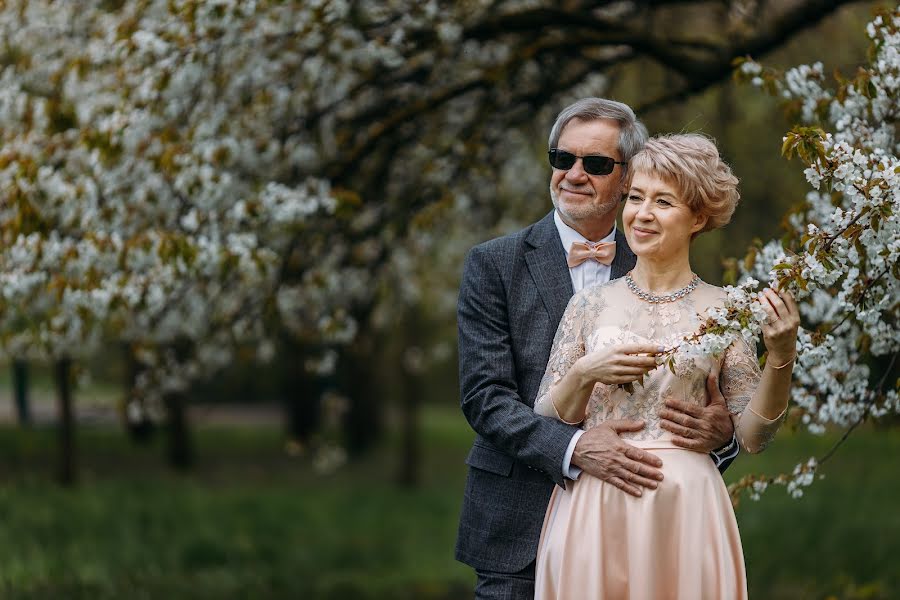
xmin=0 ymin=1 xmax=897 ymax=599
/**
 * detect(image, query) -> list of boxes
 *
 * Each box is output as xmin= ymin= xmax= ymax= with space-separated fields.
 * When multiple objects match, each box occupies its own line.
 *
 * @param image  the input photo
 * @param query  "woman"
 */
xmin=533 ymin=134 xmax=800 ymax=599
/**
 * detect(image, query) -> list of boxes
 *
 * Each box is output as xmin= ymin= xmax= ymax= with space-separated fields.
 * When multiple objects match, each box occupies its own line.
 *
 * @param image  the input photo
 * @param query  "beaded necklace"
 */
xmin=624 ymin=271 xmax=701 ymax=304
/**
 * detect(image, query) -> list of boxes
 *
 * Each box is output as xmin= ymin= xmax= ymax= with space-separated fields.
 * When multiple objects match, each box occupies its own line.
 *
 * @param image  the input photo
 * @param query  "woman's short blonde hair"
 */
xmin=627 ymin=133 xmax=739 ymax=234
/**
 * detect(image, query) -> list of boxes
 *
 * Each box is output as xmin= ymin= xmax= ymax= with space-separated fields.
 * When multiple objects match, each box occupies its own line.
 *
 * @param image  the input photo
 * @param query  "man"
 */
xmin=455 ymin=98 xmax=739 ymax=598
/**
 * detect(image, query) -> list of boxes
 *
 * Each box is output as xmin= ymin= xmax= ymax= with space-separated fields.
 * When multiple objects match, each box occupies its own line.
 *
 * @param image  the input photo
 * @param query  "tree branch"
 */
xmin=635 ymin=0 xmax=867 ymax=113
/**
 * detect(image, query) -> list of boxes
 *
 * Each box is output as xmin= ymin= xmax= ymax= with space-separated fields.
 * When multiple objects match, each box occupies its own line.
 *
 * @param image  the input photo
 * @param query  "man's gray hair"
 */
xmin=548 ymin=98 xmax=649 ymax=163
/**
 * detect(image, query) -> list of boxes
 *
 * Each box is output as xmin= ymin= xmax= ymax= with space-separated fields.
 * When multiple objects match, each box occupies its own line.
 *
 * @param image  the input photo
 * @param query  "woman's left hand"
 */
xmin=758 ymin=288 xmax=800 ymax=365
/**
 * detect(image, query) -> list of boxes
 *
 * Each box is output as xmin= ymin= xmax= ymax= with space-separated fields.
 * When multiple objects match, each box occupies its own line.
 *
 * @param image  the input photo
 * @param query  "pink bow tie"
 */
xmin=567 ymin=241 xmax=616 ymax=268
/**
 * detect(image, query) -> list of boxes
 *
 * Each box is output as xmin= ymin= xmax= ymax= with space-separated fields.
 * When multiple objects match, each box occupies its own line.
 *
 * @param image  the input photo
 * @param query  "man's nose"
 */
xmin=565 ymin=158 xmax=588 ymax=181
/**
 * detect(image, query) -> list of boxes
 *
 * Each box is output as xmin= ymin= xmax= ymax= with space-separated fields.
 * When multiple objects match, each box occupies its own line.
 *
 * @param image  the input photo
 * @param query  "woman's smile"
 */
xmin=631 ymin=226 xmax=658 ymax=239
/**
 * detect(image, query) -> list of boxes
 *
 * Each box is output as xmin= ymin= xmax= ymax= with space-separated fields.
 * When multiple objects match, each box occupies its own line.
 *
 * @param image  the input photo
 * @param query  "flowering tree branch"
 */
xmin=697 ymin=6 xmax=900 ymax=503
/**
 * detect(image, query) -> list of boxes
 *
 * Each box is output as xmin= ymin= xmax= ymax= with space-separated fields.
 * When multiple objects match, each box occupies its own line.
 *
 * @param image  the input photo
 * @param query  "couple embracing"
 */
xmin=455 ymin=98 xmax=800 ymax=599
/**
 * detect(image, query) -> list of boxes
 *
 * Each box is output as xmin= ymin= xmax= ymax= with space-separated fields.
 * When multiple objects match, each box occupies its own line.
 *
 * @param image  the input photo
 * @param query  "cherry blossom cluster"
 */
xmin=714 ymin=6 xmax=900 ymax=501
xmin=663 ymin=277 xmax=768 ymax=379
xmin=728 ymin=457 xmax=818 ymax=507
xmin=0 ymin=1 xmax=372 ymax=409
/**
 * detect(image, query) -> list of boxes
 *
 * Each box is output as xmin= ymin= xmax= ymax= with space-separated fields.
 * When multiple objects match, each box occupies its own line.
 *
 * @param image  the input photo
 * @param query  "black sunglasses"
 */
xmin=548 ymin=149 xmax=627 ymax=176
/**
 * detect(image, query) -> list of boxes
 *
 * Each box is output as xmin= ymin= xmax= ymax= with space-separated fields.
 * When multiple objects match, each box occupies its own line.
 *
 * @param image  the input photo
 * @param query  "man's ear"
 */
xmin=615 ymin=174 xmax=630 ymax=203
xmin=618 ymin=167 xmax=631 ymax=189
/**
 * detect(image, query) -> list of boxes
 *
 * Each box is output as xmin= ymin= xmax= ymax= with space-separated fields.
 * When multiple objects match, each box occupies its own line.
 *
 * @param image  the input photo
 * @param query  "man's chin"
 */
xmin=557 ymin=202 xmax=617 ymax=222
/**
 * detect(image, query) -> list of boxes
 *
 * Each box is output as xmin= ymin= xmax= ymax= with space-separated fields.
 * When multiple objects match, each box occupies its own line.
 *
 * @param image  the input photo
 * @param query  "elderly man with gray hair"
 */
xmin=455 ymin=98 xmax=739 ymax=598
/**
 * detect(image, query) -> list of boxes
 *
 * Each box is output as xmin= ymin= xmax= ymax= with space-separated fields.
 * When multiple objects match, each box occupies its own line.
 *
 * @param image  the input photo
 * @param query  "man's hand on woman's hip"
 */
xmin=571 ymin=420 xmax=664 ymax=497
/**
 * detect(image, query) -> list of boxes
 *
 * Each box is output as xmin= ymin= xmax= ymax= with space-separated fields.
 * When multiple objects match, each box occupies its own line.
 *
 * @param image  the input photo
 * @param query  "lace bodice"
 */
xmin=534 ymin=278 xmax=778 ymax=452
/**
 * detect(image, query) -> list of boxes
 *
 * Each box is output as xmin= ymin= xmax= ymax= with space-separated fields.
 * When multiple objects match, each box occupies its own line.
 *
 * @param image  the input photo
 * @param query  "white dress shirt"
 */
xmin=554 ymin=210 xmax=616 ymax=292
xmin=553 ymin=210 xmax=617 ymax=480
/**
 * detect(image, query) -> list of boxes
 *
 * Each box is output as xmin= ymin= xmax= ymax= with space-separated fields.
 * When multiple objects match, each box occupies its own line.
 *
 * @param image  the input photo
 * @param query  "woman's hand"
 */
xmin=758 ymin=288 xmax=800 ymax=365
xmin=574 ymin=343 xmax=662 ymax=386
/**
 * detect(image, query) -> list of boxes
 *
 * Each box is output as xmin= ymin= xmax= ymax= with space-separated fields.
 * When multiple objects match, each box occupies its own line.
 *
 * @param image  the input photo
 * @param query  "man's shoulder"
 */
xmin=468 ymin=214 xmax=551 ymax=258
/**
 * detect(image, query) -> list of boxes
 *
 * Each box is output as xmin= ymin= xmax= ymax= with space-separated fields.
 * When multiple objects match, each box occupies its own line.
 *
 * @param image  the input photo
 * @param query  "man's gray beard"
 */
xmin=550 ymin=188 xmax=619 ymax=224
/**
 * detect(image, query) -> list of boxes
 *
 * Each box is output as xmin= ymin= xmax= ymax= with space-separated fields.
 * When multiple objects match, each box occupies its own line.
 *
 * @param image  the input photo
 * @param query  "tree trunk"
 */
xmin=164 ymin=390 xmax=192 ymax=470
xmin=124 ymin=346 xmax=155 ymax=444
xmin=54 ymin=357 xmax=76 ymax=486
xmin=717 ymin=72 xmax=735 ymax=151
xmin=342 ymin=333 xmax=383 ymax=458
xmin=397 ymin=359 xmax=421 ymax=487
xmin=397 ymin=311 xmax=424 ymax=487
xmin=12 ymin=359 xmax=31 ymax=427
xmin=281 ymin=340 xmax=323 ymax=451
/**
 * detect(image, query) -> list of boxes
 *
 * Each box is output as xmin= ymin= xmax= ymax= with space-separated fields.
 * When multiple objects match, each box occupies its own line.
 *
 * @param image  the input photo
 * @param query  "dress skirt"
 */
xmin=534 ymin=441 xmax=747 ymax=600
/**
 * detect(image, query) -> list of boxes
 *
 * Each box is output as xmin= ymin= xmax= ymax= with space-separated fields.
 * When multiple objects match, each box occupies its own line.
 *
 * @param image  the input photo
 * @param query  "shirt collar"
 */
xmin=554 ymin=210 xmax=616 ymax=255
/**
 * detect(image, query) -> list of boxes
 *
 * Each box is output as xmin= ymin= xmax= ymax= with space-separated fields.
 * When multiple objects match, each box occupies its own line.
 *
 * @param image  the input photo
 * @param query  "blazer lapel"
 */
xmin=525 ymin=212 xmax=574 ymax=325
xmin=610 ymin=228 xmax=637 ymax=280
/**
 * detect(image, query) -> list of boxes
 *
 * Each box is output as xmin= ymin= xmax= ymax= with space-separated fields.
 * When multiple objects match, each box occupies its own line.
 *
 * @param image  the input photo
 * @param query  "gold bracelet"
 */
xmin=769 ymin=355 xmax=796 ymax=370
xmin=551 ymin=392 xmax=584 ymax=425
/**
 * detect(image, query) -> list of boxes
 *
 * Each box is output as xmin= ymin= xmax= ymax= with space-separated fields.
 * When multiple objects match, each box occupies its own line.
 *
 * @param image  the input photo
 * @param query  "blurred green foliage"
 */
xmin=0 ymin=405 xmax=895 ymax=599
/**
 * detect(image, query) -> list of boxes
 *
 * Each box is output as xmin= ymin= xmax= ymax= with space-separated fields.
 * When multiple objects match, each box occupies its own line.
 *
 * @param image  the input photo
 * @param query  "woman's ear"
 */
xmin=691 ymin=212 xmax=709 ymax=234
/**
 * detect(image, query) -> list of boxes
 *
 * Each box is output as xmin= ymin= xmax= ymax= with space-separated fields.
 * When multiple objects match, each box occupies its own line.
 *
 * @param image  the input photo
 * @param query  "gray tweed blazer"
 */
xmin=455 ymin=210 xmax=639 ymax=573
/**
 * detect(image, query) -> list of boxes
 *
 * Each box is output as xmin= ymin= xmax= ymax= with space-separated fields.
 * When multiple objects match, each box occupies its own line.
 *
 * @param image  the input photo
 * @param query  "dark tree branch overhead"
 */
xmin=320 ymin=0 xmax=867 ymax=188
xmin=634 ymin=0 xmax=868 ymax=112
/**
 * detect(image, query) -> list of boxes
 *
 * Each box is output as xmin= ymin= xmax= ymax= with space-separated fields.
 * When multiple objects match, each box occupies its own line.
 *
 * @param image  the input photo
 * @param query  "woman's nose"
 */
xmin=636 ymin=199 xmax=654 ymax=219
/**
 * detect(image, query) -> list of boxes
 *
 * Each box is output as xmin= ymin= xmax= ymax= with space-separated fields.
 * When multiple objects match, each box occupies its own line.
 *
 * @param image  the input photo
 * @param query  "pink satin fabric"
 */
xmin=535 ymin=441 xmax=747 ymax=599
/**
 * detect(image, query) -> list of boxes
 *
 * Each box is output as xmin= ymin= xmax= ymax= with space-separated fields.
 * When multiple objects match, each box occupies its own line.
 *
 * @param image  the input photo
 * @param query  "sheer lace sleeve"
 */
xmin=721 ymin=339 xmax=785 ymax=453
xmin=534 ymin=292 xmax=588 ymax=422
xmin=720 ymin=339 xmax=760 ymax=416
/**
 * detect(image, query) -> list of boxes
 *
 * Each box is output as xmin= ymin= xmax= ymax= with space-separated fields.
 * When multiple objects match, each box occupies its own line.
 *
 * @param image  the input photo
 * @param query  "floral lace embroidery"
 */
xmin=534 ymin=290 xmax=607 ymax=420
xmin=535 ymin=279 xmax=773 ymax=447
xmin=720 ymin=339 xmax=761 ymax=416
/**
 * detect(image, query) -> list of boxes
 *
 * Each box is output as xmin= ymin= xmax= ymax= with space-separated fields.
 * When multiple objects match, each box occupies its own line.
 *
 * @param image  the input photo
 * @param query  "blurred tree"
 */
xmin=280 ymin=338 xmax=324 ymax=453
xmin=122 ymin=344 xmax=157 ymax=444
xmin=54 ymin=358 xmax=75 ymax=485
xmin=11 ymin=359 xmax=31 ymax=426
xmin=0 ymin=0 xmax=879 ymax=482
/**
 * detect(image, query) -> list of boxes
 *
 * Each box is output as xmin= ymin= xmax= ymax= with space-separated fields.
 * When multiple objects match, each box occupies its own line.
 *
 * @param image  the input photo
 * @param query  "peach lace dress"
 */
xmin=533 ymin=278 xmax=784 ymax=600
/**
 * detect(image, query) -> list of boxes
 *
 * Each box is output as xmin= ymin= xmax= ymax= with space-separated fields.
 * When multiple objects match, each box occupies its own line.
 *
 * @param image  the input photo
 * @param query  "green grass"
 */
xmin=0 ymin=407 xmax=895 ymax=599
xmin=728 ymin=427 xmax=900 ymax=599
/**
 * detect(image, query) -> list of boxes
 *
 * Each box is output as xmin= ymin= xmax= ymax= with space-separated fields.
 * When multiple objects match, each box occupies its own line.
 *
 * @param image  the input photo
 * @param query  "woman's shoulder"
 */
xmin=570 ymin=278 xmax=625 ymax=308
xmin=688 ymin=280 xmax=728 ymax=311
xmin=697 ymin=280 xmax=727 ymax=298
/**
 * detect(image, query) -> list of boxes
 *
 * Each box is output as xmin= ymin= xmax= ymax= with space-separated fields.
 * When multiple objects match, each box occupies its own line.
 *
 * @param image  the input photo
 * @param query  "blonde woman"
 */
xmin=533 ymin=134 xmax=800 ymax=599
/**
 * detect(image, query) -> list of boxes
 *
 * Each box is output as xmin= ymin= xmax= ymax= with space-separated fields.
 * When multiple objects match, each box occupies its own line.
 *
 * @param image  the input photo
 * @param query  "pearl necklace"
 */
xmin=625 ymin=271 xmax=701 ymax=304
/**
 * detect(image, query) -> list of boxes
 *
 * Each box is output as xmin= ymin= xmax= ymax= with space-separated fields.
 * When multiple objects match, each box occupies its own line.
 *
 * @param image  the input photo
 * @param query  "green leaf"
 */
xmin=781 ymin=133 xmax=799 ymax=159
